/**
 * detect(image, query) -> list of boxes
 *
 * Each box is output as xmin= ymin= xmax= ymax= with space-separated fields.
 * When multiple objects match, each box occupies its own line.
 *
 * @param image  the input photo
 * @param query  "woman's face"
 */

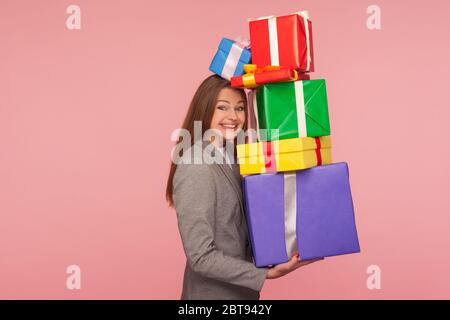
xmin=210 ymin=88 xmax=246 ymax=141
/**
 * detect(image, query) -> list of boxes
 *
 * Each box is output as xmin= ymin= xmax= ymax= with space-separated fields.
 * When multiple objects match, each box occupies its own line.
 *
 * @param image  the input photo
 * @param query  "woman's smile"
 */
xmin=219 ymin=123 xmax=238 ymax=130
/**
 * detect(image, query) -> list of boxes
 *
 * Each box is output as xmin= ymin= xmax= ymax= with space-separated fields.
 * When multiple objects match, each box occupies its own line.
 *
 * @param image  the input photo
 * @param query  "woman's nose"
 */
xmin=227 ymin=109 xmax=238 ymax=120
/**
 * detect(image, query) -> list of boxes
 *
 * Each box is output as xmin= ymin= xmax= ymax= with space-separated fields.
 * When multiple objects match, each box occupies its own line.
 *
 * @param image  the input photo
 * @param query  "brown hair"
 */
xmin=165 ymin=75 xmax=248 ymax=207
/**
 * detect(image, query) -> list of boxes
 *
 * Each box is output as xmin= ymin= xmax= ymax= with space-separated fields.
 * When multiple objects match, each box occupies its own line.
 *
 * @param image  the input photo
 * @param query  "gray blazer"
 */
xmin=173 ymin=141 xmax=268 ymax=300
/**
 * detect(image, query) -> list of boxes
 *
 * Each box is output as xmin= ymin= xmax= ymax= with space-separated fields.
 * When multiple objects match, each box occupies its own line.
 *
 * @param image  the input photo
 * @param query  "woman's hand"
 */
xmin=266 ymin=253 xmax=323 ymax=279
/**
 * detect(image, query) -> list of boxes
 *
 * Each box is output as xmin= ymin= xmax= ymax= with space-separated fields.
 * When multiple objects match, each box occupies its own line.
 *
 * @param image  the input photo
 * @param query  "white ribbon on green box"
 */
xmin=253 ymin=79 xmax=330 ymax=141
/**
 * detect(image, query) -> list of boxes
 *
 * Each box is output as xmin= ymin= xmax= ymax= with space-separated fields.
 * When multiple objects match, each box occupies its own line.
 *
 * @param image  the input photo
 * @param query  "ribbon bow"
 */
xmin=234 ymin=36 xmax=251 ymax=50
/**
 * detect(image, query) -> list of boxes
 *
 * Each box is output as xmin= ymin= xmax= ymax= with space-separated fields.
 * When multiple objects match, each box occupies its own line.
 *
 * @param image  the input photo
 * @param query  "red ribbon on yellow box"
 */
xmin=262 ymin=137 xmax=322 ymax=173
xmin=231 ymin=64 xmax=309 ymax=88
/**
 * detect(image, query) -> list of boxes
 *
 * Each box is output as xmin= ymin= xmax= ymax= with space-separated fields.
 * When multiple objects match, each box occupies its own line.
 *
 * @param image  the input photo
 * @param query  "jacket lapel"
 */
xmin=202 ymin=141 xmax=245 ymax=214
xmin=216 ymin=163 xmax=244 ymax=210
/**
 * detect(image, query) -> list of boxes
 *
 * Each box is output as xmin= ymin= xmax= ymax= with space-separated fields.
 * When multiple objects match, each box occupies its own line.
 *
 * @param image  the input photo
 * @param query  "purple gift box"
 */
xmin=243 ymin=162 xmax=360 ymax=267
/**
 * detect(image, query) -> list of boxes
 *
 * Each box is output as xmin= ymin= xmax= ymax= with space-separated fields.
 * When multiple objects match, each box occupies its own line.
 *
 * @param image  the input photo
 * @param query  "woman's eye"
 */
xmin=217 ymin=105 xmax=227 ymax=111
xmin=236 ymin=106 xmax=245 ymax=112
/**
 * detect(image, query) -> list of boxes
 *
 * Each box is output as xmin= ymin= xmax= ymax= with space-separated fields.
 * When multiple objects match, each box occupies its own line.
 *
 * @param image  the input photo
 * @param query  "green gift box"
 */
xmin=253 ymin=79 xmax=331 ymax=141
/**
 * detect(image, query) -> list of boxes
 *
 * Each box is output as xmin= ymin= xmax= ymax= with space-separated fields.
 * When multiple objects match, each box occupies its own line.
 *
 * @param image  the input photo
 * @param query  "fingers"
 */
xmin=274 ymin=255 xmax=323 ymax=274
xmin=287 ymin=253 xmax=300 ymax=268
xmin=267 ymin=256 xmax=325 ymax=280
xmin=274 ymin=255 xmax=297 ymax=273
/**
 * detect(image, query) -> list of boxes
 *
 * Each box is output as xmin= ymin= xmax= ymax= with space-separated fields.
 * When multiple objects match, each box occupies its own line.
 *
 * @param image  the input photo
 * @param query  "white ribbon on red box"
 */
xmin=249 ymin=11 xmax=312 ymax=71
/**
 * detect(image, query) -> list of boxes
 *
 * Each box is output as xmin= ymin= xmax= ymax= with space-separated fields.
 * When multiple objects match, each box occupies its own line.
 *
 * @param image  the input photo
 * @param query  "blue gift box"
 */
xmin=209 ymin=38 xmax=251 ymax=80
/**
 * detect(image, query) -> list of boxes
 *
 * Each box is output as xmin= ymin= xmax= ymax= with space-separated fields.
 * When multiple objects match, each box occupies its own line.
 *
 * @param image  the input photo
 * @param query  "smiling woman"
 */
xmin=166 ymin=75 xmax=249 ymax=207
xmin=166 ymin=75 xmax=316 ymax=300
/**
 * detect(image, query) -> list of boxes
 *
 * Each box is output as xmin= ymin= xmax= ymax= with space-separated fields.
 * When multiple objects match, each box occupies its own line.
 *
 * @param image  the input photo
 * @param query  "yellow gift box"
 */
xmin=236 ymin=136 xmax=332 ymax=175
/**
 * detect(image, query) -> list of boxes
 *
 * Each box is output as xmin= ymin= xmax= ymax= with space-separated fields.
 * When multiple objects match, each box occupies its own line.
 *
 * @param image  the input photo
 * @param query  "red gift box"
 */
xmin=230 ymin=66 xmax=310 ymax=88
xmin=249 ymin=11 xmax=314 ymax=72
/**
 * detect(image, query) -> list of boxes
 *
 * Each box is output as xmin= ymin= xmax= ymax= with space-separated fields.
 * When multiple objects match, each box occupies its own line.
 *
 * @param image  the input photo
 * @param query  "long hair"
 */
xmin=165 ymin=75 xmax=248 ymax=207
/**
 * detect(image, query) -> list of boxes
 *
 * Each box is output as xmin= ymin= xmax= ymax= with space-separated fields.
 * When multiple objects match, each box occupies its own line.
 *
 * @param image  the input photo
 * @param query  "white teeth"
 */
xmin=222 ymin=124 xmax=237 ymax=129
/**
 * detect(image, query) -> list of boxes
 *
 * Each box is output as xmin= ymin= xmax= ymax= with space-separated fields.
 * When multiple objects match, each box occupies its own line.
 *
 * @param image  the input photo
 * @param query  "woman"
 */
xmin=166 ymin=75 xmax=320 ymax=300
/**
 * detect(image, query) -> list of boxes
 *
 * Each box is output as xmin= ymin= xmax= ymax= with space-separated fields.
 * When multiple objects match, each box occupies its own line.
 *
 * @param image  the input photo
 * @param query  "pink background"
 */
xmin=1 ymin=0 xmax=449 ymax=299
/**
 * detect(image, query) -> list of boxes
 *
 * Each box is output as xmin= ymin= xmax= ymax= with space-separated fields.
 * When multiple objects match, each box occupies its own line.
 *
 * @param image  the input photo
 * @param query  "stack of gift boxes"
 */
xmin=209 ymin=11 xmax=360 ymax=267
